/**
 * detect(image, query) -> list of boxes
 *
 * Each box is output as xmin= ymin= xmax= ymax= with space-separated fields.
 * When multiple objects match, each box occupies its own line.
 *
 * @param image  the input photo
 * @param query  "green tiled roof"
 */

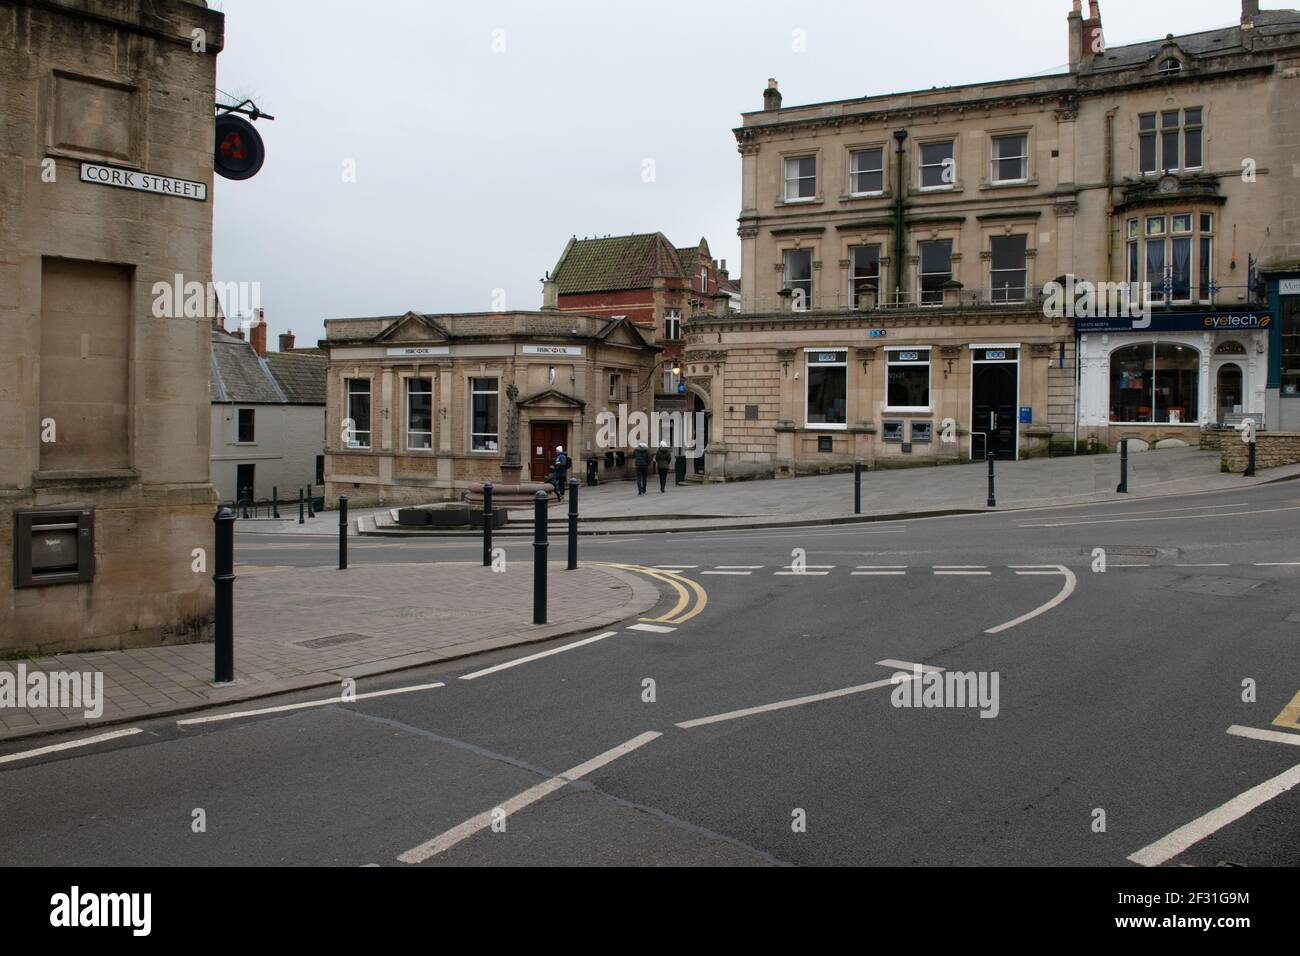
xmin=264 ymin=351 xmax=327 ymax=405
xmin=551 ymin=233 xmax=685 ymax=294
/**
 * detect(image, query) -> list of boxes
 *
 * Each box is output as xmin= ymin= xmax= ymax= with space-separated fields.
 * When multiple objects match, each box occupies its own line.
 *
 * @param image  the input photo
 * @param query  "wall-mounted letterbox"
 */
xmin=14 ymin=509 xmax=95 ymax=588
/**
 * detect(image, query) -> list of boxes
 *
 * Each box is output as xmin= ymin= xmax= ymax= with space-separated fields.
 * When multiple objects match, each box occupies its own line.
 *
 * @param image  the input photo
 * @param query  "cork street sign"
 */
xmin=80 ymin=163 xmax=208 ymax=202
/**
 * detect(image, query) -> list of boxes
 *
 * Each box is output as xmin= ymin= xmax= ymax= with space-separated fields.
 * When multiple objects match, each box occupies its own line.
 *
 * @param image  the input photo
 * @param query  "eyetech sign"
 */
xmin=1075 ymin=311 xmax=1271 ymax=333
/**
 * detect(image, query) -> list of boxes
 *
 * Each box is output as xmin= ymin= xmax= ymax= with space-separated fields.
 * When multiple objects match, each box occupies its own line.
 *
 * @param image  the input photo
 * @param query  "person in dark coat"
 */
xmin=633 ymin=442 xmax=650 ymax=495
xmin=551 ymin=446 xmax=570 ymax=500
xmin=655 ymin=441 xmax=672 ymax=493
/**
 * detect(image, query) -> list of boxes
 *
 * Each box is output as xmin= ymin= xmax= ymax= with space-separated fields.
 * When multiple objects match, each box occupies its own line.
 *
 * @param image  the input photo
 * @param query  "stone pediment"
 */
xmin=596 ymin=316 xmax=658 ymax=351
xmin=375 ymin=311 xmax=450 ymax=345
xmin=517 ymin=388 xmax=586 ymax=409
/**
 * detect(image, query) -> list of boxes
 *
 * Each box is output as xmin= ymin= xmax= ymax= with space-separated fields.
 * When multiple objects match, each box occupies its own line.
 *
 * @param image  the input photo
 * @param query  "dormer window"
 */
xmin=1158 ymin=58 xmax=1183 ymax=76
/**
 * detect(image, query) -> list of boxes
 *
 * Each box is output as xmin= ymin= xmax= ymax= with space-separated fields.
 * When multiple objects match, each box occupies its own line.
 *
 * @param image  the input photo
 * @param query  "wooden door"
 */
xmin=529 ymin=423 xmax=569 ymax=482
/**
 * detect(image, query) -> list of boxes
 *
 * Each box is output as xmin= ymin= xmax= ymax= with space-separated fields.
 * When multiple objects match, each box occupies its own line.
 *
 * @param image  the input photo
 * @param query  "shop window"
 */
xmin=1109 ymin=343 xmax=1200 ymax=424
xmin=470 ymin=377 xmax=499 ymax=451
xmin=406 ymin=377 xmax=433 ymax=450
xmin=806 ymin=350 xmax=847 ymax=427
xmin=886 ymin=349 xmax=931 ymax=411
xmin=345 ymin=378 xmax=371 ymax=449
xmin=1282 ymin=299 xmax=1300 ymax=396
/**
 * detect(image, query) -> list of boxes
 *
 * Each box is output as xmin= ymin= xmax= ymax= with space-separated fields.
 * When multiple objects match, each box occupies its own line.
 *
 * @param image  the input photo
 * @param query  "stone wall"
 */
xmin=1221 ymin=432 xmax=1300 ymax=472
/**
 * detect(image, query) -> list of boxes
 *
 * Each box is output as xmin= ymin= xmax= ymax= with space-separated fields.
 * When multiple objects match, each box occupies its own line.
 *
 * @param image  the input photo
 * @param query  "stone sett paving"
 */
xmin=0 ymin=562 xmax=657 ymax=744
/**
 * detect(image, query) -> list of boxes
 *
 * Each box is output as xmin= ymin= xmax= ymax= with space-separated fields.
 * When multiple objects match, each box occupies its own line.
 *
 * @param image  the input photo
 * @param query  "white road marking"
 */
xmin=986 ymin=565 xmax=1078 ymax=634
xmin=934 ymin=570 xmax=992 ymax=576
xmin=177 ymin=683 xmax=445 ymax=725
xmin=876 ymin=659 xmax=944 ymax=674
xmin=1110 ymin=564 xmax=1152 ymax=568
xmin=0 ymin=728 xmax=142 ymax=766
xmin=1254 ymin=562 xmax=1300 ymax=567
xmin=856 ymin=565 xmax=908 ymax=570
xmin=459 ymin=633 xmax=618 ymax=680
xmin=1128 ymin=761 xmax=1300 ymax=867
xmin=675 ymin=671 xmax=939 ymax=730
xmin=935 ymin=565 xmax=988 ymax=570
xmin=397 ymin=731 xmax=662 ymax=863
xmin=715 ymin=566 xmax=764 ymax=570
xmin=1021 ymin=505 xmax=1300 ymax=529
xmin=702 ymin=571 xmax=754 ymax=576
xmin=1175 ymin=563 xmax=1231 ymax=568
xmin=1227 ymin=725 xmax=1300 ymax=747
xmin=627 ymin=623 xmax=677 ymax=634
xmin=654 ymin=565 xmax=698 ymax=570
xmin=852 ymin=571 xmax=907 ymax=576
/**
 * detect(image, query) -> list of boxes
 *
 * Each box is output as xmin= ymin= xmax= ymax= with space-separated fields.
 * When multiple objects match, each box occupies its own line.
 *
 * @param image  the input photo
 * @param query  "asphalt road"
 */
xmin=4 ymin=479 xmax=1300 ymax=867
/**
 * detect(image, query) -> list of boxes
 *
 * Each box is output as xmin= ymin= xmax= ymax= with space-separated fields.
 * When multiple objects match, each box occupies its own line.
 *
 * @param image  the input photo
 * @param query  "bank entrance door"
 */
xmin=971 ymin=347 xmax=1019 ymax=461
xmin=529 ymin=422 xmax=569 ymax=482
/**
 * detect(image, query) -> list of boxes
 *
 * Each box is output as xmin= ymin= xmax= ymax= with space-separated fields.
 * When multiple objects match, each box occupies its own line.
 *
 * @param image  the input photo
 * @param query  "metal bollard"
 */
xmin=854 ymin=460 xmax=862 ymax=515
xmin=213 ymin=506 xmax=236 ymax=684
xmin=338 ymin=496 xmax=349 ymax=570
xmin=1117 ymin=438 xmax=1129 ymax=494
xmin=482 ymin=481 xmax=494 ymax=568
xmin=987 ymin=451 xmax=997 ymax=508
xmin=298 ymin=488 xmax=305 ymax=525
xmin=1245 ymin=439 xmax=1257 ymax=478
xmin=272 ymin=485 xmax=280 ymax=520
xmin=530 ymin=489 xmax=546 ymax=624
xmin=567 ymin=478 xmax=579 ymax=570
xmin=533 ymin=490 xmax=549 ymax=625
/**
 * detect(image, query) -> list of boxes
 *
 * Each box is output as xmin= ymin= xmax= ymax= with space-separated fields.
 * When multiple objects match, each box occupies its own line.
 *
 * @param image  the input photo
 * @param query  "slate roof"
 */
xmin=211 ymin=330 xmax=325 ymax=406
xmin=264 ymin=351 xmax=328 ymax=404
xmin=551 ymin=233 xmax=686 ymax=294
xmin=1094 ymin=9 xmax=1300 ymax=71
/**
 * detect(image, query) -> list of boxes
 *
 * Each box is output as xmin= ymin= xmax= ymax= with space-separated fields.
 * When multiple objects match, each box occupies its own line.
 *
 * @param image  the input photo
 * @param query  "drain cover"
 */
xmin=295 ymin=633 xmax=374 ymax=649
xmin=1166 ymin=575 xmax=1262 ymax=597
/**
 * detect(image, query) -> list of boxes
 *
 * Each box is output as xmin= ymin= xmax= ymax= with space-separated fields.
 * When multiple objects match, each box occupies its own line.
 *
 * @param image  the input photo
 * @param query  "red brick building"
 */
xmin=545 ymin=232 xmax=736 ymax=416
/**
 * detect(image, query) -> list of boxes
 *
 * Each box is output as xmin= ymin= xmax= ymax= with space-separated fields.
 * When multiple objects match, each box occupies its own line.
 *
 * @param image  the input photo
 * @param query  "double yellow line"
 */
xmin=596 ymin=563 xmax=709 ymax=626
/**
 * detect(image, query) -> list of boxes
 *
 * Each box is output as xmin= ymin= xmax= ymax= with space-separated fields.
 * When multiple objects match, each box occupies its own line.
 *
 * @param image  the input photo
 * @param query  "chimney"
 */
xmin=1068 ymin=0 xmax=1084 ymax=71
xmin=763 ymin=78 xmax=782 ymax=111
xmin=1242 ymin=0 xmax=1259 ymax=27
xmin=1084 ymin=1 xmax=1105 ymax=61
xmin=232 ymin=328 xmax=245 ymax=341
xmin=249 ymin=308 xmax=268 ymax=356
xmin=279 ymin=330 xmax=296 ymax=352
xmin=541 ymin=277 xmax=558 ymax=310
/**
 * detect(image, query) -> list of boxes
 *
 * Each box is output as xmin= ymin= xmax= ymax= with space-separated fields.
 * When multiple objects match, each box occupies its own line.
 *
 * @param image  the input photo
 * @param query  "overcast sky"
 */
xmin=209 ymin=0 xmax=1253 ymax=348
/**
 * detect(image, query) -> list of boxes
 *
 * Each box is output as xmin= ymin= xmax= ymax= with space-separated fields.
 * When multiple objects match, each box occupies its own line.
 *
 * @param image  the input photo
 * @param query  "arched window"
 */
xmin=1110 ymin=343 xmax=1200 ymax=424
xmin=1158 ymin=58 xmax=1182 ymax=76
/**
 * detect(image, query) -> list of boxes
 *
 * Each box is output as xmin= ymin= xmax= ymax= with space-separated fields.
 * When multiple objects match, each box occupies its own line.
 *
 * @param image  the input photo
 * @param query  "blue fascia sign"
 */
xmin=1074 ymin=311 xmax=1271 ymax=334
xmin=1019 ymin=407 xmax=1032 ymax=424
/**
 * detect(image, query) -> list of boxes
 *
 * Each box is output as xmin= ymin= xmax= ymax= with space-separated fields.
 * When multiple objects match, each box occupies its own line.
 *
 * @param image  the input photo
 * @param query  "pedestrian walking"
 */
xmin=633 ymin=441 xmax=650 ymax=495
xmin=655 ymin=441 xmax=672 ymax=493
xmin=552 ymin=445 xmax=570 ymax=500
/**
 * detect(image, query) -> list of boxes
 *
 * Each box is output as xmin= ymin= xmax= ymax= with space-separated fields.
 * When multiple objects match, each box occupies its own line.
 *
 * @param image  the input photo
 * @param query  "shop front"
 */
xmin=1076 ymin=309 xmax=1270 ymax=448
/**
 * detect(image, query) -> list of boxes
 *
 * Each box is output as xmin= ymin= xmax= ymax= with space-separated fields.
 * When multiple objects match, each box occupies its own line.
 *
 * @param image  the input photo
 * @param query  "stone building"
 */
xmin=546 ymin=233 xmax=735 ymax=437
xmin=0 ymin=0 xmax=224 ymax=653
xmin=322 ymin=311 xmax=660 ymax=506
xmin=688 ymin=0 xmax=1300 ymax=479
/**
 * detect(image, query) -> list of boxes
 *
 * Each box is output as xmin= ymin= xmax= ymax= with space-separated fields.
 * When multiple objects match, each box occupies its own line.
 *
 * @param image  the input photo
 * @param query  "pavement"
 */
xmin=0 ymin=562 xmax=657 ymax=744
xmin=233 ymin=447 xmax=1300 ymax=537
xmin=4 ymin=478 xmax=1300 ymax=866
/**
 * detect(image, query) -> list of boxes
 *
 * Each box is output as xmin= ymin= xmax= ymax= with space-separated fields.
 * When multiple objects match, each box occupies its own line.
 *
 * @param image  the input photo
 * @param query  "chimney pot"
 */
xmin=1242 ymin=0 xmax=1259 ymax=25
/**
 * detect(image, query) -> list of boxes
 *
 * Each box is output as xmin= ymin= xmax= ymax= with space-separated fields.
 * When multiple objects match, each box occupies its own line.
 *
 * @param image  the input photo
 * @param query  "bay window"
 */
xmin=1126 ymin=212 xmax=1215 ymax=305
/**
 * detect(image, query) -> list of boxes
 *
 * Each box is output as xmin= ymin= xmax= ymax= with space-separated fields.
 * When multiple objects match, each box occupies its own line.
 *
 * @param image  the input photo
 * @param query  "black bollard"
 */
xmin=298 ymin=488 xmax=305 ymax=525
xmin=272 ymin=486 xmax=279 ymax=520
xmin=533 ymin=490 xmax=549 ymax=625
xmin=213 ymin=506 xmax=236 ymax=684
xmin=482 ymin=481 xmax=494 ymax=568
xmin=306 ymin=484 xmax=315 ymax=519
xmin=854 ymin=460 xmax=862 ymax=515
xmin=1245 ymin=439 xmax=1257 ymax=478
xmin=1117 ymin=438 xmax=1129 ymax=494
xmin=338 ymin=496 xmax=349 ymax=570
xmin=987 ymin=451 xmax=997 ymax=508
xmin=567 ymin=478 xmax=579 ymax=571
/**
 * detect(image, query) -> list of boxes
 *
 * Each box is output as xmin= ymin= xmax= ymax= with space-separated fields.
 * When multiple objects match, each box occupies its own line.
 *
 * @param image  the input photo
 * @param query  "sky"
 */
xmin=208 ymin=0 xmax=1255 ymax=348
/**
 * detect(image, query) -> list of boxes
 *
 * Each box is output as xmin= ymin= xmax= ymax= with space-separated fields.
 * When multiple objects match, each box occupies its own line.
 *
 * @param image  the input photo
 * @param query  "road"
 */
xmin=3 ymin=480 xmax=1300 ymax=866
